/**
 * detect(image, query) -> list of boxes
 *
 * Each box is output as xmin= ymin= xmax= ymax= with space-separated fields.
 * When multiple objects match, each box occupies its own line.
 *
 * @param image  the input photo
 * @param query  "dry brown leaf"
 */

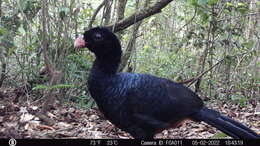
xmin=0 ymin=116 xmax=3 ymax=122
xmin=37 ymin=124 xmax=55 ymax=130
xmin=244 ymin=112 xmax=254 ymax=117
xmin=57 ymin=122 xmax=72 ymax=128
xmin=68 ymin=108 xmax=75 ymax=113
xmin=47 ymin=112 xmax=56 ymax=119
xmin=74 ymin=110 xmax=82 ymax=119
xmin=194 ymin=127 xmax=207 ymax=132
xmin=4 ymin=122 xmax=18 ymax=127
xmin=24 ymin=120 xmax=40 ymax=130
xmin=19 ymin=107 xmax=28 ymax=113
xmin=255 ymin=104 xmax=260 ymax=115
xmin=20 ymin=113 xmax=35 ymax=123
xmin=31 ymin=106 xmax=39 ymax=110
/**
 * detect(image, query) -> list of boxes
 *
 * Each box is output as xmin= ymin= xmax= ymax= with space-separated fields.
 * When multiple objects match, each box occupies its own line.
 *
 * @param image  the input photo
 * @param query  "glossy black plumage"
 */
xmin=75 ymin=27 xmax=259 ymax=139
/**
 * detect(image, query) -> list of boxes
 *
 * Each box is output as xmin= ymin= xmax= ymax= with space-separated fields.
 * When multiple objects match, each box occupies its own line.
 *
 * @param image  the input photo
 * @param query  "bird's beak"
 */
xmin=74 ymin=35 xmax=86 ymax=48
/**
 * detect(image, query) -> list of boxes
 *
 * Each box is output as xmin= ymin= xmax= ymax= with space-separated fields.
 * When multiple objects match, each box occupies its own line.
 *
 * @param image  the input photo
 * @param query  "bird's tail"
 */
xmin=192 ymin=107 xmax=259 ymax=139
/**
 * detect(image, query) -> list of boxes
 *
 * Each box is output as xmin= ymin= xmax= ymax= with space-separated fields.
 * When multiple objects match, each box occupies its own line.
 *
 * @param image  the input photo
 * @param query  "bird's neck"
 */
xmin=91 ymin=51 xmax=122 ymax=75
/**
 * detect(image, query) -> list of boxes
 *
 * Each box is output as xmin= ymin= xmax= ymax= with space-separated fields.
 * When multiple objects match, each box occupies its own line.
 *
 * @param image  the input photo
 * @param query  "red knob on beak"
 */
xmin=74 ymin=35 xmax=86 ymax=48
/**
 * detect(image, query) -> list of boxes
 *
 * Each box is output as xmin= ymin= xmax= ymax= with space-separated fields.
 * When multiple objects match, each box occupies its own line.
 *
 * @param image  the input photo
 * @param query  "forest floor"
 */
xmin=0 ymin=87 xmax=259 ymax=139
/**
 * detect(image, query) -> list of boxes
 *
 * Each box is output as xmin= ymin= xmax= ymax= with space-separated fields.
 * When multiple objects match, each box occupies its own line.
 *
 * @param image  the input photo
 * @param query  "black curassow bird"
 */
xmin=74 ymin=27 xmax=259 ymax=139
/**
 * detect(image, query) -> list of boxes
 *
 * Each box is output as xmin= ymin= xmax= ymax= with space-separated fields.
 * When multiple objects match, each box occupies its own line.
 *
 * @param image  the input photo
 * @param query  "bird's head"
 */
xmin=74 ymin=27 xmax=121 ymax=58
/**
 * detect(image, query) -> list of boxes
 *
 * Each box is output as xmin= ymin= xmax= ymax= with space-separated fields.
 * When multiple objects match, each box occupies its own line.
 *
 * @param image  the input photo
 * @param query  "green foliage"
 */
xmin=236 ymin=2 xmax=249 ymax=14
xmin=51 ymin=84 xmax=75 ymax=89
xmin=1 ymin=0 xmax=259 ymax=109
xmin=32 ymin=84 xmax=49 ymax=90
xmin=67 ymin=91 xmax=96 ymax=109
xmin=242 ymin=40 xmax=254 ymax=49
xmin=226 ymin=2 xmax=233 ymax=8
xmin=59 ymin=6 xmax=70 ymax=20
xmin=19 ymin=0 xmax=41 ymax=19
xmin=211 ymin=132 xmax=228 ymax=139
xmin=32 ymin=84 xmax=75 ymax=91
xmin=207 ymin=0 xmax=219 ymax=6
xmin=0 ymin=26 xmax=7 ymax=36
xmin=238 ymin=97 xmax=247 ymax=108
xmin=188 ymin=0 xmax=219 ymax=6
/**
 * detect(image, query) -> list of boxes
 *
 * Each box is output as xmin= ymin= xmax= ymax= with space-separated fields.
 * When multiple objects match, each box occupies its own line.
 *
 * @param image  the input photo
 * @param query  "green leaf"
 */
xmin=82 ymin=8 xmax=92 ymax=17
xmin=143 ymin=45 xmax=149 ymax=53
xmin=19 ymin=0 xmax=30 ymax=11
xmin=224 ymin=55 xmax=234 ymax=65
xmin=237 ymin=7 xmax=248 ymax=14
xmin=28 ymin=52 xmax=37 ymax=60
xmin=257 ymin=1 xmax=260 ymax=8
xmin=33 ymin=84 xmax=75 ymax=91
xmin=211 ymin=132 xmax=228 ymax=138
xmin=242 ymin=40 xmax=254 ymax=49
xmin=188 ymin=0 xmax=198 ymax=6
xmin=0 ymin=27 xmax=7 ymax=36
xmin=226 ymin=2 xmax=233 ymax=8
xmin=237 ymin=2 xmax=246 ymax=8
xmin=32 ymin=85 xmax=49 ymax=90
xmin=85 ymin=100 xmax=95 ymax=109
xmin=198 ymin=0 xmax=208 ymax=5
xmin=50 ymin=84 xmax=75 ymax=90
xmin=59 ymin=7 xmax=70 ymax=19
xmin=239 ymin=98 xmax=247 ymax=107
xmin=7 ymin=47 xmax=16 ymax=56
xmin=18 ymin=26 xmax=26 ymax=35
xmin=208 ymin=0 xmax=218 ymax=5
xmin=236 ymin=2 xmax=248 ymax=14
xmin=201 ymin=12 xmax=210 ymax=23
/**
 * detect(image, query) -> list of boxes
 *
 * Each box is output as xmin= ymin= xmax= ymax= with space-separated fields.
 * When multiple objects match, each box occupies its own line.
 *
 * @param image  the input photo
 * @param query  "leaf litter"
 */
xmin=0 ymin=88 xmax=259 ymax=139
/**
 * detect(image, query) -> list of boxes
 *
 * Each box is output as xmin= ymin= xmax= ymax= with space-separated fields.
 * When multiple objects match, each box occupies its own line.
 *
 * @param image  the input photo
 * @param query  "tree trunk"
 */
xmin=195 ymin=24 xmax=212 ymax=93
xmin=0 ymin=0 xmax=6 ymax=87
xmin=118 ymin=0 xmax=150 ymax=72
xmin=39 ymin=0 xmax=62 ymax=125
xmin=0 ymin=0 xmax=2 ymax=17
xmin=0 ymin=56 xmax=6 ymax=87
xmin=115 ymin=0 xmax=127 ymax=38
xmin=103 ymin=0 xmax=113 ymax=25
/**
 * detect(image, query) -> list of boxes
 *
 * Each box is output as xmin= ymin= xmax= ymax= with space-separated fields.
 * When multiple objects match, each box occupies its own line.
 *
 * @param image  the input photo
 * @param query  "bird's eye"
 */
xmin=93 ymin=33 xmax=103 ymax=41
